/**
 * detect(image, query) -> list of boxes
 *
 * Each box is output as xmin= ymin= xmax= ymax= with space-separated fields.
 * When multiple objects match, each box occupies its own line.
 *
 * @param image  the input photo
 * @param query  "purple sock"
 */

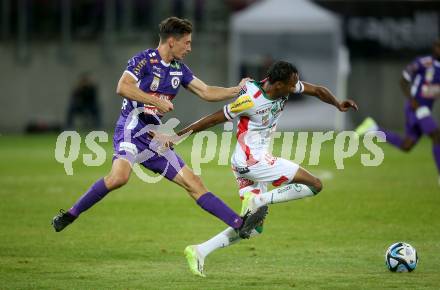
xmin=196 ymin=192 xmax=243 ymax=229
xmin=378 ymin=127 xmax=404 ymax=149
xmin=433 ymin=144 xmax=440 ymax=174
xmin=68 ymin=178 xmax=110 ymax=217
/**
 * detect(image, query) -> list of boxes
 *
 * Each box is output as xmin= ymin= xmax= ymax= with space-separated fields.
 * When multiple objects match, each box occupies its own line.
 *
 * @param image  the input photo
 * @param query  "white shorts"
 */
xmin=232 ymin=154 xmax=300 ymax=198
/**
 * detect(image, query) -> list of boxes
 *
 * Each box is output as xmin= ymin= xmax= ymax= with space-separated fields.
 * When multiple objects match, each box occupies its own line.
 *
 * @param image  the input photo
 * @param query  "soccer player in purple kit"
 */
xmin=357 ymin=39 xmax=440 ymax=185
xmin=52 ymin=17 xmax=268 ymax=238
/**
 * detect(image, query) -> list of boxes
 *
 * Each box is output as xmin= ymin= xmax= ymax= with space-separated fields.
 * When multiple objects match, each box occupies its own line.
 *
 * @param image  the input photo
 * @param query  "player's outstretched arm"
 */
xmin=186 ymin=77 xmax=250 ymax=102
xmin=178 ymin=110 xmax=227 ymax=136
xmin=150 ymin=110 xmax=227 ymax=148
xmin=302 ymin=82 xmax=358 ymax=112
xmin=116 ymin=72 xmax=174 ymax=113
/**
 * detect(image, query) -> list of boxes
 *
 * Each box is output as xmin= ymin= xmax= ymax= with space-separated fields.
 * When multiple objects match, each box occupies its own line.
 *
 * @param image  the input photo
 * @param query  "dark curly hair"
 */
xmin=267 ymin=61 xmax=298 ymax=84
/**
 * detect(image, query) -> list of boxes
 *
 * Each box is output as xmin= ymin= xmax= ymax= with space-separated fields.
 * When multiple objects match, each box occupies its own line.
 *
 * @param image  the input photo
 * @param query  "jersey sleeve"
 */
xmin=223 ymin=84 xmax=255 ymax=120
xmin=125 ymin=51 xmax=151 ymax=81
xmin=294 ymin=80 xmax=304 ymax=93
xmin=402 ymin=58 xmax=423 ymax=82
xmin=181 ymin=63 xmax=195 ymax=87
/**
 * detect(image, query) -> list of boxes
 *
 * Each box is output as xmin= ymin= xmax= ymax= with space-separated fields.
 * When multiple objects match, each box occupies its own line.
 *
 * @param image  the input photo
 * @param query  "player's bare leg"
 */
xmin=52 ymin=158 xmax=132 ymax=232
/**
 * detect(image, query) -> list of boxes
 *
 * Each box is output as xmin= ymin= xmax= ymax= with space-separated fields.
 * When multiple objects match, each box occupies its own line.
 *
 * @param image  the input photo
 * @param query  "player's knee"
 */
xmin=312 ymin=177 xmax=323 ymax=194
xmin=105 ymin=173 xmax=129 ymax=189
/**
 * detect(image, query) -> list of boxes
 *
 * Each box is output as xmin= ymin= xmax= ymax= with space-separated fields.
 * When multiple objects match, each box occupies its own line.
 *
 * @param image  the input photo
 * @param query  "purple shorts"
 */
xmin=112 ymin=126 xmax=185 ymax=181
xmin=405 ymin=101 xmax=438 ymax=141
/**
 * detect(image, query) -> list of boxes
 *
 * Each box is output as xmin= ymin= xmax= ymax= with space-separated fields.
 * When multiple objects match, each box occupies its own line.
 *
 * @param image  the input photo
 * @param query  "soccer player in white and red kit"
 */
xmin=156 ymin=61 xmax=358 ymax=276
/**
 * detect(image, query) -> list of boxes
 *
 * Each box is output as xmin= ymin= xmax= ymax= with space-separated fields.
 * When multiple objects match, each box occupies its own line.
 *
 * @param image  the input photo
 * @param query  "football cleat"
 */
xmin=52 ymin=209 xmax=76 ymax=232
xmin=184 ymin=245 xmax=205 ymax=277
xmin=240 ymin=190 xmax=263 ymax=215
xmin=238 ymin=205 xmax=268 ymax=239
xmin=355 ymin=117 xmax=378 ymax=136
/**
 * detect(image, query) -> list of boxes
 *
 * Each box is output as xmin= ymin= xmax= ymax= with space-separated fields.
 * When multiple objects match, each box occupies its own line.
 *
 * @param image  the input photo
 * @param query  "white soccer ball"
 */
xmin=385 ymin=242 xmax=418 ymax=272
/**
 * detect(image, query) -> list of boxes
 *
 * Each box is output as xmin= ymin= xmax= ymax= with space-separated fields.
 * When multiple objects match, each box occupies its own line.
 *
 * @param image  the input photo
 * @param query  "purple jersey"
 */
xmin=116 ymin=48 xmax=194 ymax=129
xmin=402 ymin=55 xmax=440 ymax=108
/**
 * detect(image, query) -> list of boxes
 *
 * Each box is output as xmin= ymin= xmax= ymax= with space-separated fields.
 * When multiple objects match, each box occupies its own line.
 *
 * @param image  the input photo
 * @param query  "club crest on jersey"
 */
xmin=150 ymin=76 xmax=160 ymax=91
xmin=230 ymin=95 xmax=254 ymax=113
xmin=150 ymin=58 xmax=159 ymax=64
xmin=171 ymin=76 xmax=180 ymax=89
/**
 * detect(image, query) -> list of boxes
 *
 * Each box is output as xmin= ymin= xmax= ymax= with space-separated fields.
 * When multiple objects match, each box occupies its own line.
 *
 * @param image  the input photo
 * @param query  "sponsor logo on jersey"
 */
xmin=421 ymin=84 xmax=440 ymax=98
xmin=133 ymin=58 xmax=147 ymax=76
xmin=170 ymin=71 xmax=183 ymax=76
xmin=277 ymin=184 xmax=292 ymax=194
xmin=236 ymin=177 xmax=254 ymax=189
xmin=256 ymin=107 xmax=270 ymax=115
xmin=230 ymin=95 xmax=254 ymax=113
xmin=170 ymin=62 xmax=181 ymax=69
xmin=143 ymin=93 xmax=174 ymax=116
xmin=235 ymin=166 xmax=250 ymax=174
xmin=238 ymin=86 xmax=247 ymax=95
xmin=150 ymin=76 xmax=160 ymax=91
xmin=152 ymin=66 xmax=162 ymax=78
xmin=171 ymin=76 xmax=180 ymax=89
xmin=425 ymin=67 xmax=434 ymax=82
xmin=144 ymin=105 xmax=160 ymax=115
xmin=270 ymin=98 xmax=287 ymax=116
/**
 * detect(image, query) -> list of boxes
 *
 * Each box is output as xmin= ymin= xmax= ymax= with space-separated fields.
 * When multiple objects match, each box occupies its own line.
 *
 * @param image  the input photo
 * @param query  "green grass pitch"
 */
xmin=0 ymin=132 xmax=439 ymax=289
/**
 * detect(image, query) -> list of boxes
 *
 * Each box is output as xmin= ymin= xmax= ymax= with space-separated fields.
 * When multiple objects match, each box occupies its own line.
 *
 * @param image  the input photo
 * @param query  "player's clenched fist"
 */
xmin=155 ymin=98 xmax=174 ymax=114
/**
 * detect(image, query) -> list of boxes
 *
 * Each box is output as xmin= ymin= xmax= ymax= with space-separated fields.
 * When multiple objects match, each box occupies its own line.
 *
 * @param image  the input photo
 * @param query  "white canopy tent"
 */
xmin=229 ymin=0 xmax=350 ymax=130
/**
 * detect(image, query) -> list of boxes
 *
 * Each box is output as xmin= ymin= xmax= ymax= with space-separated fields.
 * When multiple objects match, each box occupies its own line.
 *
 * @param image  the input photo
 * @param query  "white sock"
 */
xmin=196 ymin=227 xmax=261 ymax=259
xmin=195 ymin=184 xmax=316 ymax=259
xmin=253 ymin=183 xmax=316 ymax=208
xmin=196 ymin=227 xmax=237 ymax=258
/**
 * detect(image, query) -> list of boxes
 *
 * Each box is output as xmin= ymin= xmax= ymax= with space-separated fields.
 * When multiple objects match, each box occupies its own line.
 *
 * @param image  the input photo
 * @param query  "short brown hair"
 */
xmin=159 ymin=17 xmax=192 ymax=40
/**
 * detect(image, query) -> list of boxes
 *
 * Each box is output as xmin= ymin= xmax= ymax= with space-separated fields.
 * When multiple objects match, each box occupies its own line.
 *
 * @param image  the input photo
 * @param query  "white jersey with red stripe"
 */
xmin=223 ymin=79 xmax=304 ymax=168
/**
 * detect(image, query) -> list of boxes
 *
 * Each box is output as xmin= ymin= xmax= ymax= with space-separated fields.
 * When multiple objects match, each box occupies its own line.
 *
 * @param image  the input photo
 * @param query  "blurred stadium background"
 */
xmin=0 ymin=0 xmax=439 ymax=133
